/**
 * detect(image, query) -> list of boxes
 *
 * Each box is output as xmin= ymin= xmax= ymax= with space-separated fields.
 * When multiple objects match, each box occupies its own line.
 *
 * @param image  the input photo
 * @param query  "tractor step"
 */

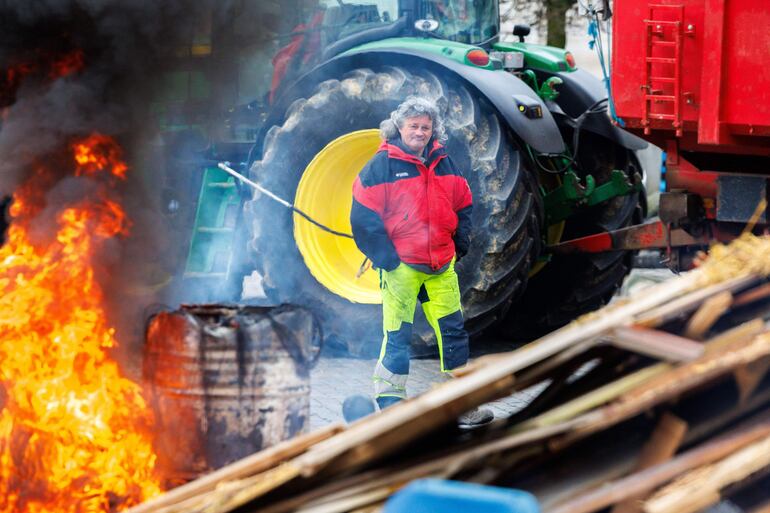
xmin=184 ymin=166 xmax=242 ymax=280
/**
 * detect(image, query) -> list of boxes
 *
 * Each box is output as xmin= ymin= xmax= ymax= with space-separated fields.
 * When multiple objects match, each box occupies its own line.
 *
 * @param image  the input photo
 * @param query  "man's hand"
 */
xmin=379 ymin=259 xmax=400 ymax=272
xmin=454 ymin=239 xmax=469 ymax=262
xmin=370 ymin=255 xmax=400 ymax=272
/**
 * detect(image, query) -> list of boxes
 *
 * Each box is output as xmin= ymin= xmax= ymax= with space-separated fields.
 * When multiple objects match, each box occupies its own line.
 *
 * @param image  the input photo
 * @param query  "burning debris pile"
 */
xmin=125 ymin=233 xmax=770 ymax=513
xmin=0 ymin=134 xmax=161 ymax=512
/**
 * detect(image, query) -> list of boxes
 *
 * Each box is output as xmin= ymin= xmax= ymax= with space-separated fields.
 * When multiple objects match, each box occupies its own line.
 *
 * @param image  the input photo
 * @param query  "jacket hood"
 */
xmin=379 ymin=136 xmax=446 ymax=164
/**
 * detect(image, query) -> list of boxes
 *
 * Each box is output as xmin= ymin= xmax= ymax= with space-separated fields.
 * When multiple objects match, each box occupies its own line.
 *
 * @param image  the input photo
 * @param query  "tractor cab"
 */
xmin=318 ymin=0 xmax=399 ymax=44
xmin=269 ymin=0 xmax=500 ymax=102
xmin=316 ymin=0 xmax=499 ymax=46
xmin=418 ymin=0 xmax=499 ymax=44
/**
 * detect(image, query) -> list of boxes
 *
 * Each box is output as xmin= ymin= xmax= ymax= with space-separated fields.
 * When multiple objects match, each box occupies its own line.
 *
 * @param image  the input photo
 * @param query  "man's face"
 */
xmin=398 ymin=114 xmax=433 ymax=155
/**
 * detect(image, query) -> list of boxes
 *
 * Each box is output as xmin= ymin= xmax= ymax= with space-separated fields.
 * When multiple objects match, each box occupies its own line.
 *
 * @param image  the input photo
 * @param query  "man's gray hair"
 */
xmin=379 ymin=96 xmax=447 ymax=143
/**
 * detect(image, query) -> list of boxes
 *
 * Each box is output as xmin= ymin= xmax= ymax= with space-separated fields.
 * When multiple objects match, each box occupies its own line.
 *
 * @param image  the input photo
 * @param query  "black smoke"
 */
xmin=0 ymin=0 xmax=262 ymax=375
xmin=2 ymin=2 xmax=203 ymax=187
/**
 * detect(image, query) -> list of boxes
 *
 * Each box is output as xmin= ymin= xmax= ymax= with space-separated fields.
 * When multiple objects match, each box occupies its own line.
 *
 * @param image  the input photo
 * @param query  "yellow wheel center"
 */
xmin=294 ymin=129 xmax=382 ymax=304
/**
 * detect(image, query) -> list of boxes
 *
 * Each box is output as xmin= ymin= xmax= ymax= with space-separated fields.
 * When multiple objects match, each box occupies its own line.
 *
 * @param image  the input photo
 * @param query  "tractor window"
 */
xmin=318 ymin=0 xmax=400 ymax=44
xmin=423 ymin=0 xmax=499 ymax=44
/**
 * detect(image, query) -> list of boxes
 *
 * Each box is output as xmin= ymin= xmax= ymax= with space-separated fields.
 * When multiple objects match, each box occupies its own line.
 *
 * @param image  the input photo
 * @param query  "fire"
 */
xmin=2 ymin=50 xmax=85 ymax=109
xmin=73 ymin=134 xmax=129 ymax=180
xmin=0 ymin=135 xmax=162 ymax=512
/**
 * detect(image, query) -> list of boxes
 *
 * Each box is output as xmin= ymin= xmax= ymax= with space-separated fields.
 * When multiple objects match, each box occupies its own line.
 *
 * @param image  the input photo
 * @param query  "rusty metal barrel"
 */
xmin=143 ymin=304 xmax=320 ymax=481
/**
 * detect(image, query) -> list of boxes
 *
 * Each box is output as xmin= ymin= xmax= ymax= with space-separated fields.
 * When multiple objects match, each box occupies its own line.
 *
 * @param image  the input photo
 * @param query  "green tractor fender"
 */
xmin=254 ymin=46 xmax=566 ymax=159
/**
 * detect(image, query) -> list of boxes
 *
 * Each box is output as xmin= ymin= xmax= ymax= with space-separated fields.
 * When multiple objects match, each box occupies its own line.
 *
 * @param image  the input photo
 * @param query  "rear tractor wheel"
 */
xmin=244 ymin=65 xmax=540 ymax=356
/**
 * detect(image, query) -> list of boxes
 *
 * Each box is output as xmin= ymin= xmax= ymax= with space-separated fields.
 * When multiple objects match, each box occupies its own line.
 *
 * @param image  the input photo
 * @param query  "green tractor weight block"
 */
xmin=185 ymin=166 xmax=241 ymax=278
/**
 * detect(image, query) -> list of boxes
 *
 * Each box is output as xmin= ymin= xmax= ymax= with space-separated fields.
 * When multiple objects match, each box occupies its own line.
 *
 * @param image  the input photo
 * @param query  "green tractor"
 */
xmin=190 ymin=0 xmax=647 ymax=356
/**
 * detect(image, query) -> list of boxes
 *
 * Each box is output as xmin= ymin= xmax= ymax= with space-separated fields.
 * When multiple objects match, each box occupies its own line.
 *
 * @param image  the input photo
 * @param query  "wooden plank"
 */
xmin=554 ymin=332 xmax=770 ymax=448
xmin=524 ymin=327 xmax=761 ymax=453
xmin=515 ymin=366 xmax=666 ymax=431
xmin=633 ymin=275 xmax=754 ymax=328
xmin=643 ymin=434 xmax=770 ymax=513
xmin=295 ymin=487 xmax=392 ymax=513
xmin=152 ymin=462 xmax=302 ymax=513
xmin=705 ymin=318 xmax=767 ymax=354
xmin=683 ymin=291 xmax=733 ymax=339
xmin=611 ymin=413 xmax=688 ymax=513
xmin=734 ymin=356 xmax=770 ymax=403
xmin=513 ymin=339 xmax=598 ymax=390
xmin=452 ymin=353 xmax=510 ymax=378
xmin=732 ymin=281 xmax=770 ymax=307
xmin=350 ymin=507 xmax=381 ymax=513
xmin=546 ymin=417 xmax=770 ymax=513
xmin=125 ymin=423 xmax=344 ymax=513
xmin=260 ymin=441 xmax=539 ymax=513
xmin=627 ymin=413 xmax=688 ymax=472
xmin=610 ymin=327 xmax=704 ymax=362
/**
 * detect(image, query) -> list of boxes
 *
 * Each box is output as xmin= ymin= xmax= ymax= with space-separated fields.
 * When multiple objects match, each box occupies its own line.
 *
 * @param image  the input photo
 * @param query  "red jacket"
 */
xmin=351 ymin=138 xmax=473 ymax=271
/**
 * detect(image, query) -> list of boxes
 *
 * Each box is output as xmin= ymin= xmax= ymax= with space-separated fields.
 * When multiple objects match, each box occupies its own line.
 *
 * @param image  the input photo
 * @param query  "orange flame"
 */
xmin=73 ymin=134 xmax=129 ymax=180
xmin=2 ymin=50 xmax=85 ymax=110
xmin=0 ymin=135 xmax=162 ymax=512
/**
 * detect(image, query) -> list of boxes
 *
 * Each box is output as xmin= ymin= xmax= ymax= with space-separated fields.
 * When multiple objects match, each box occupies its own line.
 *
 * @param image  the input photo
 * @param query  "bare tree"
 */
xmin=545 ymin=0 xmax=577 ymax=47
xmin=501 ymin=0 xmax=580 ymax=48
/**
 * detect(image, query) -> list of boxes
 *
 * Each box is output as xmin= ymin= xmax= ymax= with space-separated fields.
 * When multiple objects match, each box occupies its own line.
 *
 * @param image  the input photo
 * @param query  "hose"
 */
xmin=584 ymin=2 xmax=625 ymax=127
xmin=217 ymin=162 xmax=354 ymax=239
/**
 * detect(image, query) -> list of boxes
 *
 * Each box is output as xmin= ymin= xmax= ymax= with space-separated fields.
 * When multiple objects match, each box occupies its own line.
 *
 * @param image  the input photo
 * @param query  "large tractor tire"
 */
xmin=504 ymin=131 xmax=643 ymax=338
xmin=244 ymin=65 xmax=540 ymax=356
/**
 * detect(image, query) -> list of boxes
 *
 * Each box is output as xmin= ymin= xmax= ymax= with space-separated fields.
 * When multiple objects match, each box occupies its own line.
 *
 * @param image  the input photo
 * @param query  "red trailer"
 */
xmin=612 ymin=0 xmax=770 ymax=148
xmin=555 ymin=0 xmax=770 ymax=268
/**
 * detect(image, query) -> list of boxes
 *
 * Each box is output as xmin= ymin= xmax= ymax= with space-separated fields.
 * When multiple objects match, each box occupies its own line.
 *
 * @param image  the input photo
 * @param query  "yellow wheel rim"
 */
xmin=294 ymin=129 xmax=382 ymax=304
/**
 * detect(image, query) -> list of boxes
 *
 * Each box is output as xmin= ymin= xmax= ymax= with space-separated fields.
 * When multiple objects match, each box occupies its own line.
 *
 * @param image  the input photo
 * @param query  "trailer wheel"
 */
xmin=244 ymin=66 xmax=540 ymax=356
xmin=505 ymin=133 xmax=643 ymax=338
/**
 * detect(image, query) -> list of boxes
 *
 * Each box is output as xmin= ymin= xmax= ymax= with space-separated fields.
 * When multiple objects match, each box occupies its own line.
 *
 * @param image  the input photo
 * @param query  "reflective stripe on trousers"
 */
xmin=373 ymin=260 xmax=469 ymax=401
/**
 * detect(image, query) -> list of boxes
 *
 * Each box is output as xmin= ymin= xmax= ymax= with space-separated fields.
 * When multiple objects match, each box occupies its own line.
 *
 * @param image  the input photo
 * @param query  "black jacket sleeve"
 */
xmin=453 ymin=205 xmax=473 ymax=260
xmin=350 ymin=198 xmax=400 ymax=271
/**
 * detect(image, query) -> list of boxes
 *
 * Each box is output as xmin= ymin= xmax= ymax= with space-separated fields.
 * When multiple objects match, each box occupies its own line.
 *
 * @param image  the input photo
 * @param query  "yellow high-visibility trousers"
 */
xmin=373 ymin=261 xmax=468 ymax=407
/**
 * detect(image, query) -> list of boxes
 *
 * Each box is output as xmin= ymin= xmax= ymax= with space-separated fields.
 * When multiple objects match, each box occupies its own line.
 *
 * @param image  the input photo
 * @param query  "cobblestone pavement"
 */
xmin=309 ymin=357 xmax=545 ymax=430
xmin=309 ymin=268 xmax=675 ymax=430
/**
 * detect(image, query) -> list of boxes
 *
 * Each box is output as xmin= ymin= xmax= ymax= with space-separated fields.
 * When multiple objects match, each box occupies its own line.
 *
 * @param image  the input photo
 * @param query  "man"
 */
xmin=350 ymin=96 xmax=493 ymax=427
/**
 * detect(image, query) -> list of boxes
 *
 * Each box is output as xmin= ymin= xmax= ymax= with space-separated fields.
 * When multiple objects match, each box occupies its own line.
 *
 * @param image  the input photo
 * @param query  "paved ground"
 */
xmin=308 ymin=267 xmax=676 ymax=430
xmin=309 ymin=357 xmax=547 ymax=430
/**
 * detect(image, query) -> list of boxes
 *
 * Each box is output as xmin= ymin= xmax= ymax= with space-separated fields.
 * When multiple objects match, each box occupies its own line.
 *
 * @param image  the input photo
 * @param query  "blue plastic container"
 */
xmin=384 ymin=479 xmax=540 ymax=513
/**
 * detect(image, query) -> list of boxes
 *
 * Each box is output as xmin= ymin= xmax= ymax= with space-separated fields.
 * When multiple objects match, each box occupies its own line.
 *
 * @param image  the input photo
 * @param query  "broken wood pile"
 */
xmin=126 ymin=233 xmax=770 ymax=513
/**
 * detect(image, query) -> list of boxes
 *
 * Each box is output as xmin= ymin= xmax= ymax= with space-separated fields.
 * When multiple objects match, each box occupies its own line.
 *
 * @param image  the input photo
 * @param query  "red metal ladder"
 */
xmin=642 ymin=4 xmax=689 ymax=136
